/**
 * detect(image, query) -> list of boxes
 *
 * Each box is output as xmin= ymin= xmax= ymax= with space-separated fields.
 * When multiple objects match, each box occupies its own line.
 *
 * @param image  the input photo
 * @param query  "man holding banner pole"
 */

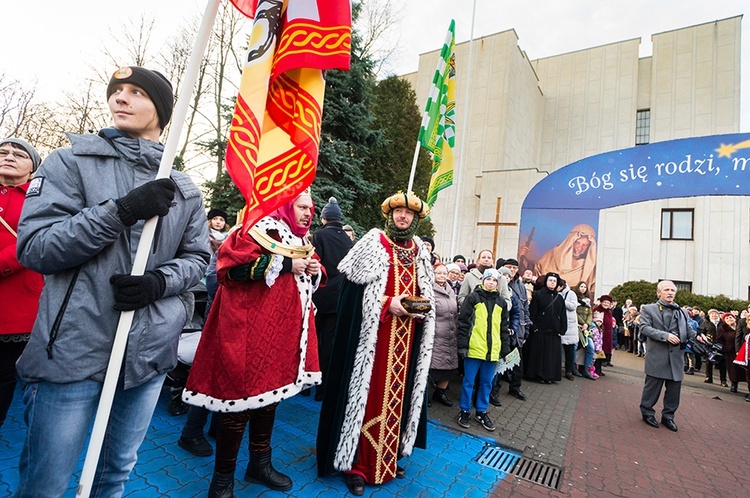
xmin=12 ymin=66 xmax=210 ymax=497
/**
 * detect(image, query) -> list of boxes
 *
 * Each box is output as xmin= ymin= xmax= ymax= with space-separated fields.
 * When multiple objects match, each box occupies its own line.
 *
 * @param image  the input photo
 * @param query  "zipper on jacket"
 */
xmin=47 ymin=265 xmax=82 ymax=359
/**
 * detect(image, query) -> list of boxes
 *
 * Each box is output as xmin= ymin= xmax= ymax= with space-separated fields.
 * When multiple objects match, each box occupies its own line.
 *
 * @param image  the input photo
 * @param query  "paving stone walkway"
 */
xmin=2 ymin=349 xmax=749 ymax=497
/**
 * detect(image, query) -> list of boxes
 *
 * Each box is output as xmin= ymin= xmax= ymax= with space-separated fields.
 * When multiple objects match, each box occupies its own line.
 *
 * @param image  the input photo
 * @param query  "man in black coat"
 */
xmin=311 ymin=197 xmax=352 ymax=400
xmin=698 ymin=309 xmax=721 ymax=383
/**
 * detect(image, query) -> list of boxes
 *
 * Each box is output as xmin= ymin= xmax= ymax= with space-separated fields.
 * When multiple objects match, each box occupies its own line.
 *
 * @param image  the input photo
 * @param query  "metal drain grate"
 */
xmin=509 ymin=457 xmax=562 ymax=490
xmin=476 ymin=446 xmax=521 ymax=473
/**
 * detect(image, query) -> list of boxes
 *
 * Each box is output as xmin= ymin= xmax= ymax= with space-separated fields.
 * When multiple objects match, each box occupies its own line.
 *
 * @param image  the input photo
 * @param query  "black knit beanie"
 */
xmin=106 ymin=66 xmax=174 ymax=129
xmin=321 ymin=197 xmax=342 ymax=221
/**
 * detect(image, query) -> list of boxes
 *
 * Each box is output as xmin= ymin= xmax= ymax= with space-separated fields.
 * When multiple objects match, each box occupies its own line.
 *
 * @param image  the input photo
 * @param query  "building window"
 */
xmin=661 ymin=209 xmax=693 ymax=240
xmin=658 ymin=279 xmax=692 ymax=293
xmin=635 ymin=109 xmax=650 ymax=145
xmin=672 ymin=280 xmax=693 ymax=293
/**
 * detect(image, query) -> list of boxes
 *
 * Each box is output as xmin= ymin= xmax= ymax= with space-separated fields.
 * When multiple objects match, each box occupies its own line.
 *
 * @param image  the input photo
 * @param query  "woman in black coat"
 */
xmin=716 ymin=312 xmax=742 ymax=391
xmin=524 ymin=273 xmax=567 ymax=383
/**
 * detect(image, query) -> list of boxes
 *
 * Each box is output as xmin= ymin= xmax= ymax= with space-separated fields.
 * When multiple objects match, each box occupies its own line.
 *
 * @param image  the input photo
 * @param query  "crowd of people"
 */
xmin=2 ymin=64 xmax=749 ymax=498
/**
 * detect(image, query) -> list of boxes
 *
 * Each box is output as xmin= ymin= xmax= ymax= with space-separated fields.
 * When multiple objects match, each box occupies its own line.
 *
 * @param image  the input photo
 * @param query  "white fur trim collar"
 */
xmin=333 ymin=229 xmax=435 ymax=470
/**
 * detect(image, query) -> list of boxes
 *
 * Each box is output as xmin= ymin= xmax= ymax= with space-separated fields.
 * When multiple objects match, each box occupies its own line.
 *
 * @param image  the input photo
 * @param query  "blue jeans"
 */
xmin=14 ymin=374 xmax=166 ymax=498
xmin=583 ymin=337 xmax=594 ymax=368
xmin=460 ymin=358 xmax=496 ymax=413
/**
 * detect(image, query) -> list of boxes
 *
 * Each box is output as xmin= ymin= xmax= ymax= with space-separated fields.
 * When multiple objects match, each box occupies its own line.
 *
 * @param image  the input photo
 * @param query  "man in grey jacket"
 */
xmin=458 ymin=249 xmax=510 ymax=309
xmin=13 ymin=66 xmax=210 ymax=497
xmin=638 ymin=280 xmax=705 ymax=432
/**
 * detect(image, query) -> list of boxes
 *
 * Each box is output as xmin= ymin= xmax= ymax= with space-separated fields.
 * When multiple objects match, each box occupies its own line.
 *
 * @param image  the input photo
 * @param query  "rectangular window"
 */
xmin=672 ymin=280 xmax=692 ymax=293
xmin=661 ymin=209 xmax=693 ymax=240
xmin=635 ymin=109 xmax=650 ymax=145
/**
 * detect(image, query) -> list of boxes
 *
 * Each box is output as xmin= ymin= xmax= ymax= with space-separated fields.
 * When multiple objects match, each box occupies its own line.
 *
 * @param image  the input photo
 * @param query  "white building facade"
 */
xmin=402 ymin=16 xmax=746 ymax=299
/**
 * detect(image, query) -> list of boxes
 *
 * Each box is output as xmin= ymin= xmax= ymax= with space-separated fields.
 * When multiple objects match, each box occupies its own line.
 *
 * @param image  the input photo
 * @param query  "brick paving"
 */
xmin=2 ymin=348 xmax=749 ymax=496
xmin=495 ymin=350 xmax=750 ymax=497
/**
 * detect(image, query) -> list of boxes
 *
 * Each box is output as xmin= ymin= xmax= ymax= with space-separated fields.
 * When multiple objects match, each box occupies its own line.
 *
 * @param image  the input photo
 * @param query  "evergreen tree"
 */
xmin=202 ymin=168 xmax=244 ymax=222
xmin=313 ymin=3 xmax=381 ymax=232
xmin=357 ymin=76 xmax=434 ymax=236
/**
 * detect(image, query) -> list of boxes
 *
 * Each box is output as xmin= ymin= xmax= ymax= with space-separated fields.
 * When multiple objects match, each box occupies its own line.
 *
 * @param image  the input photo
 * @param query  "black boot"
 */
xmin=208 ymin=471 xmax=235 ymax=498
xmin=245 ymin=449 xmax=292 ymax=491
xmin=168 ymin=387 xmax=189 ymax=416
xmin=433 ymin=388 xmax=454 ymax=407
xmin=594 ymin=359 xmax=605 ymax=376
xmin=0 ymin=380 xmax=17 ymax=429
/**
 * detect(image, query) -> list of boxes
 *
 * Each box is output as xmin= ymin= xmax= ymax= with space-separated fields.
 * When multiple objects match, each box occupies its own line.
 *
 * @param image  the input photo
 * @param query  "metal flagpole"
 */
xmin=449 ymin=0 xmax=477 ymax=257
xmin=76 ymin=0 xmax=222 ymax=495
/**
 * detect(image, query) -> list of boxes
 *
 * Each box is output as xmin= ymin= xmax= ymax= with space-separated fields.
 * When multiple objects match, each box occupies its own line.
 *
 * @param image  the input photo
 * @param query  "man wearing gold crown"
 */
xmin=184 ymin=188 xmax=326 ymax=496
xmin=316 ymin=192 xmax=435 ymax=496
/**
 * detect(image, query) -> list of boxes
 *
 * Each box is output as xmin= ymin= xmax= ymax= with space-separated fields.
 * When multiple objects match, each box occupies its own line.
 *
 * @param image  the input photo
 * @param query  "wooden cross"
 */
xmin=476 ymin=197 xmax=518 ymax=258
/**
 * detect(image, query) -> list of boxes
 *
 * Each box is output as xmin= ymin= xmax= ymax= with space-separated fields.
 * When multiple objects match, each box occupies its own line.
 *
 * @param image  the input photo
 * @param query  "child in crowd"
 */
xmin=456 ymin=269 xmax=511 ymax=432
xmin=591 ymin=312 xmax=606 ymax=378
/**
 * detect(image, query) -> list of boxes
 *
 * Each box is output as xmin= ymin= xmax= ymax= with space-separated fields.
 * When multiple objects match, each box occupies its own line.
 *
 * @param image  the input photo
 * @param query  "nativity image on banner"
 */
xmin=518 ymin=132 xmax=750 ymax=298
xmin=517 ymin=209 xmax=599 ymax=296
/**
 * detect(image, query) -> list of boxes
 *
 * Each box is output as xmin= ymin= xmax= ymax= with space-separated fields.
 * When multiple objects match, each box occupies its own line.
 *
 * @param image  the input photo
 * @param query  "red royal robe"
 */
xmin=350 ymin=234 xmax=419 ymax=484
xmin=184 ymin=217 xmax=324 ymax=412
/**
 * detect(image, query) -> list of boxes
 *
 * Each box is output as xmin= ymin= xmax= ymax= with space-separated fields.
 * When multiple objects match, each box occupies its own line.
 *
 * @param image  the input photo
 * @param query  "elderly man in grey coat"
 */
xmin=638 ymin=280 xmax=705 ymax=432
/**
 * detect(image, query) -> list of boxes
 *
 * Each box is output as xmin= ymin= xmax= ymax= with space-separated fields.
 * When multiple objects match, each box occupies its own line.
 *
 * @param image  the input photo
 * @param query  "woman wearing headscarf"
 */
xmin=524 ymin=272 xmax=567 ymax=383
xmin=429 ymin=263 xmax=459 ymax=406
xmin=533 ymin=224 xmax=597 ymax=294
xmin=185 ymin=190 xmax=326 ymax=496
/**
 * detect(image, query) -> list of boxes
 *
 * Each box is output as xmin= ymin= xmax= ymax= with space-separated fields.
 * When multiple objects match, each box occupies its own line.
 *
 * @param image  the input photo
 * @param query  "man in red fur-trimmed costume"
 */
xmin=184 ymin=189 xmax=325 ymax=496
xmin=316 ymin=192 xmax=435 ymax=496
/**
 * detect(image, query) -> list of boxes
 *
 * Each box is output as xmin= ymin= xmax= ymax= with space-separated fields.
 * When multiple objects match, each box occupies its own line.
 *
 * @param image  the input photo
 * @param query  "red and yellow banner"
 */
xmin=229 ymin=0 xmax=259 ymax=18
xmin=226 ymin=0 xmax=351 ymax=232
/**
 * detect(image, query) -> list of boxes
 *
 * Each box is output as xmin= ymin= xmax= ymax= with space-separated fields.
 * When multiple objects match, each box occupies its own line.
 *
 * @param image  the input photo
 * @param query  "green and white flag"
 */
xmin=418 ymin=20 xmax=456 ymax=206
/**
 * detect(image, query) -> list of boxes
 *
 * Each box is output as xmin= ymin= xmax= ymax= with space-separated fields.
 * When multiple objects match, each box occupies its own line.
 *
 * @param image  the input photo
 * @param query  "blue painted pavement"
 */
xmin=0 ymin=386 xmax=509 ymax=497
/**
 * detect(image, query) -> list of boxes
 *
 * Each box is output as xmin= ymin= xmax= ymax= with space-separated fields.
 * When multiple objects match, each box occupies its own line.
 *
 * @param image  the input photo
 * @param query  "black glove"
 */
xmin=110 ymin=270 xmax=166 ymax=311
xmin=116 ymin=178 xmax=176 ymax=226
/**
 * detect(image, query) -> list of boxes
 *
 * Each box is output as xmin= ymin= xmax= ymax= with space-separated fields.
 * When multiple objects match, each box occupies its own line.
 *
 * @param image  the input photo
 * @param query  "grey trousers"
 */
xmin=639 ymin=375 xmax=681 ymax=421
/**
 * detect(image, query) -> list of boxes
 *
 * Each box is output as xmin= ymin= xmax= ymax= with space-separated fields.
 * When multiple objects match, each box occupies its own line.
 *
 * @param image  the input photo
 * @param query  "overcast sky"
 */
xmin=2 ymin=0 xmax=748 ymax=130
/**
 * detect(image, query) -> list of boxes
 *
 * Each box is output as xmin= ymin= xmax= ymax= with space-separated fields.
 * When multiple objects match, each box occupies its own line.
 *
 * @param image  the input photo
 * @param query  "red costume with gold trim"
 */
xmin=316 ymin=228 xmax=435 ymax=485
xmin=353 ymin=234 xmax=420 ymax=483
xmin=184 ymin=216 xmax=324 ymax=411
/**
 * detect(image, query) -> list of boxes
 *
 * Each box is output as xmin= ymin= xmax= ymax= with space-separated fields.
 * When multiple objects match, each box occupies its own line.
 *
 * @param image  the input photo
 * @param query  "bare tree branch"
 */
xmin=355 ymin=0 xmax=405 ymax=78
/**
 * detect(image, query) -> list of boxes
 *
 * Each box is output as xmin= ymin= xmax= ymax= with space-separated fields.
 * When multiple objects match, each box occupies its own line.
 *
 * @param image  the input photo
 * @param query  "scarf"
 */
xmin=657 ymin=299 xmax=688 ymax=340
xmin=270 ymin=195 xmax=314 ymax=238
xmin=385 ymin=212 xmax=420 ymax=241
